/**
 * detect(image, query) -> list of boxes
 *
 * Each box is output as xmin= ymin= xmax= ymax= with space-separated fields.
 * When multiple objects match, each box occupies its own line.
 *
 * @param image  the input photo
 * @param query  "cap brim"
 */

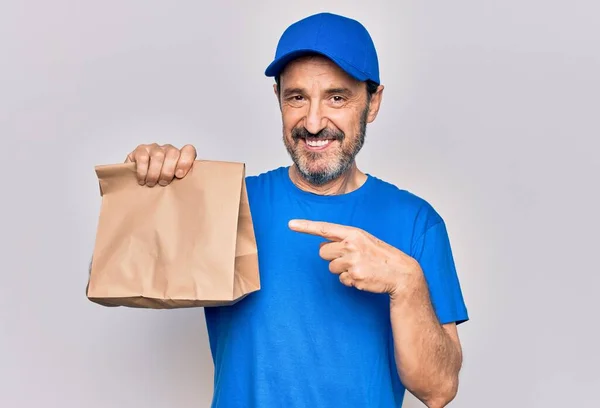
xmin=264 ymin=49 xmax=370 ymax=82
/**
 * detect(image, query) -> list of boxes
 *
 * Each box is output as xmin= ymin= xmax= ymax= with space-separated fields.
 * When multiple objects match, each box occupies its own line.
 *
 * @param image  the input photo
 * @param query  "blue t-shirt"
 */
xmin=204 ymin=166 xmax=468 ymax=407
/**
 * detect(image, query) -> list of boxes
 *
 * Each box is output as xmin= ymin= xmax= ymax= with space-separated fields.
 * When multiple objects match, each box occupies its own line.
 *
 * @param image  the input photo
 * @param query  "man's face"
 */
xmin=276 ymin=56 xmax=382 ymax=186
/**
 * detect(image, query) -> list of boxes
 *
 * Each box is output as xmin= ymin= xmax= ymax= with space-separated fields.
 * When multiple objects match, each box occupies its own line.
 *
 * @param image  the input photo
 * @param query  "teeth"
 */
xmin=306 ymin=139 xmax=330 ymax=147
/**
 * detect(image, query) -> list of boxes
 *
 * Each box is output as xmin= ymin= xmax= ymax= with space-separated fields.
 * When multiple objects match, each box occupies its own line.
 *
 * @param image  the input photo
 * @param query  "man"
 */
xmin=125 ymin=12 xmax=468 ymax=408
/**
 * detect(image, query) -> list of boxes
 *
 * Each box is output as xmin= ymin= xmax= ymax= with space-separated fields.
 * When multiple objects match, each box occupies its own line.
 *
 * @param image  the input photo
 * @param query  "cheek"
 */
xmin=281 ymin=107 xmax=306 ymax=131
xmin=328 ymin=110 xmax=360 ymax=135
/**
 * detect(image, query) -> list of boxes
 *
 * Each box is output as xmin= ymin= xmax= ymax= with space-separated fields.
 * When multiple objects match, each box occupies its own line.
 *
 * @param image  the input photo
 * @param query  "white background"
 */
xmin=1 ymin=0 xmax=599 ymax=407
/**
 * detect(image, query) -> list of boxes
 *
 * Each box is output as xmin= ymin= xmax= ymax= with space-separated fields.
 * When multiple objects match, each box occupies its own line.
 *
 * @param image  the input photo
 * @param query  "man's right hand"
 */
xmin=125 ymin=143 xmax=197 ymax=187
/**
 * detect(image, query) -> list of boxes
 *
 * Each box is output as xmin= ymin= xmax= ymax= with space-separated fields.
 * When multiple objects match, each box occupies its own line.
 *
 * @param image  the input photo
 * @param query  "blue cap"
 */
xmin=264 ymin=12 xmax=380 ymax=84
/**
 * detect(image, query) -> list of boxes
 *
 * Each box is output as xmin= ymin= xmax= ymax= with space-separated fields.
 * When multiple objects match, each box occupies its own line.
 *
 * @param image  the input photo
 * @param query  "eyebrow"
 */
xmin=282 ymin=88 xmax=305 ymax=98
xmin=324 ymin=87 xmax=354 ymax=97
xmin=281 ymin=86 xmax=355 ymax=98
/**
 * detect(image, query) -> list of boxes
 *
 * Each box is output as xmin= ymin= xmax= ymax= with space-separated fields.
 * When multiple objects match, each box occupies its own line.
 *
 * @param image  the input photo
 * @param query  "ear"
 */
xmin=273 ymin=83 xmax=282 ymax=109
xmin=366 ymin=85 xmax=384 ymax=123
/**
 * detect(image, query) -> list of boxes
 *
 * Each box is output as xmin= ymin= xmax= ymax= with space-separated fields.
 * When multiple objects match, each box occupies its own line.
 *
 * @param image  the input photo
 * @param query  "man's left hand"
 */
xmin=289 ymin=219 xmax=424 ymax=299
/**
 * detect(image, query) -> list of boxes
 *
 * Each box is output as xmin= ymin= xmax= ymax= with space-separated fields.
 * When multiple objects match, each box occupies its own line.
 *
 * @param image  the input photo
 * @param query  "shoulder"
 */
xmin=367 ymin=175 xmax=444 ymax=231
xmin=365 ymin=175 xmax=449 ymax=257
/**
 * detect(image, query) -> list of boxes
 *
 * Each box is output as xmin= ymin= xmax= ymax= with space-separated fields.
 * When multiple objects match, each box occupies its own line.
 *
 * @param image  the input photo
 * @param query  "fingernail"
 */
xmin=158 ymin=180 xmax=168 ymax=186
xmin=176 ymin=169 xmax=184 ymax=178
xmin=138 ymin=180 xmax=145 ymax=186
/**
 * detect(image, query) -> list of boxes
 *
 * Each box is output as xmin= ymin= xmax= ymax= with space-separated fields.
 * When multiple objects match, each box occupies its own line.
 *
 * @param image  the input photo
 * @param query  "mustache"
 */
xmin=291 ymin=127 xmax=344 ymax=141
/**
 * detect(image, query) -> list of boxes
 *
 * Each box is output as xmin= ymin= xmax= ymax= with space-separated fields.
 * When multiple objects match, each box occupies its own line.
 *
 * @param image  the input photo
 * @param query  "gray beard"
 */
xmin=284 ymin=106 xmax=369 ymax=186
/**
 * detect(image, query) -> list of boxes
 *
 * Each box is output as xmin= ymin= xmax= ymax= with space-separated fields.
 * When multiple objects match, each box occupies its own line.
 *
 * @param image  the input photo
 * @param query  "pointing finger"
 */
xmin=288 ymin=219 xmax=354 ymax=241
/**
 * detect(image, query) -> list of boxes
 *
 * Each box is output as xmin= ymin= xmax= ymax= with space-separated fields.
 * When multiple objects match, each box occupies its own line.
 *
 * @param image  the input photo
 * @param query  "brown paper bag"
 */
xmin=86 ymin=160 xmax=260 ymax=308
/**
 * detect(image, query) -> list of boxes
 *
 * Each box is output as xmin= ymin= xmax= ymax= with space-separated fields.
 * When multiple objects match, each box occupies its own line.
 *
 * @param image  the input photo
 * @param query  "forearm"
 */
xmin=389 ymin=277 xmax=462 ymax=407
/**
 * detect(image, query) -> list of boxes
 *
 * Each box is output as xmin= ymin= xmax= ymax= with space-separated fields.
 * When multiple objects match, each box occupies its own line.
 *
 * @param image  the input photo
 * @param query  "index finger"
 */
xmin=288 ymin=219 xmax=354 ymax=241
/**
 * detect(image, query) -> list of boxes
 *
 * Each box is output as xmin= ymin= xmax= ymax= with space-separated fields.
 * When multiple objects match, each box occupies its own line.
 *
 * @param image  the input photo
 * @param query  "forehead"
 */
xmin=279 ymin=55 xmax=360 ymax=89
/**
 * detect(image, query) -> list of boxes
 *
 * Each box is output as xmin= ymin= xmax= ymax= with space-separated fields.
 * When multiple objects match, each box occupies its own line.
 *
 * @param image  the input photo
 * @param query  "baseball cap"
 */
xmin=264 ymin=12 xmax=380 ymax=84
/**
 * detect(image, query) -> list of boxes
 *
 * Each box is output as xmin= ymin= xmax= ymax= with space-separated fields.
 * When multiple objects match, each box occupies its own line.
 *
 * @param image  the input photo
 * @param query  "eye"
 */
xmin=286 ymin=95 xmax=305 ymax=103
xmin=331 ymin=95 xmax=345 ymax=103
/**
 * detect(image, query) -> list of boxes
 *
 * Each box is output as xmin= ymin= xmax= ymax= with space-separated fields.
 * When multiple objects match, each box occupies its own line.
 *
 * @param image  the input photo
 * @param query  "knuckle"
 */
xmin=176 ymin=156 xmax=193 ymax=167
xmin=347 ymin=252 xmax=360 ymax=265
xmin=165 ymin=145 xmax=181 ymax=157
xmin=152 ymin=149 xmax=166 ymax=160
xmin=408 ymin=257 xmax=420 ymax=271
xmin=349 ymin=228 xmax=365 ymax=239
xmin=139 ymin=143 xmax=158 ymax=154
xmin=160 ymin=167 xmax=175 ymax=179
xmin=343 ymin=240 xmax=356 ymax=251
xmin=349 ymin=265 xmax=362 ymax=278
xmin=135 ymin=153 xmax=149 ymax=164
xmin=163 ymin=154 xmax=180 ymax=168
xmin=158 ymin=175 xmax=173 ymax=183
xmin=133 ymin=145 xmax=148 ymax=155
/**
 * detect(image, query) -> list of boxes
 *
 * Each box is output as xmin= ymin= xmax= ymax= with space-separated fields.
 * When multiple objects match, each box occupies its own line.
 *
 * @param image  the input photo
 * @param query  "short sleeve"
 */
xmin=411 ymin=220 xmax=469 ymax=325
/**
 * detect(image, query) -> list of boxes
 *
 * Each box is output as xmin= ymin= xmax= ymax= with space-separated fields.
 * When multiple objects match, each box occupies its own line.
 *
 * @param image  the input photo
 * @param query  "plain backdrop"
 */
xmin=1 ymin=0 xmax=599 ymax=407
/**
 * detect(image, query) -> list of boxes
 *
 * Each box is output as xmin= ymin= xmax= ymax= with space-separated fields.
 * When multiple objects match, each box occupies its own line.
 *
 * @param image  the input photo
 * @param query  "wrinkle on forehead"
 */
xmin=280 ymin=55 xmax=361 ymax=92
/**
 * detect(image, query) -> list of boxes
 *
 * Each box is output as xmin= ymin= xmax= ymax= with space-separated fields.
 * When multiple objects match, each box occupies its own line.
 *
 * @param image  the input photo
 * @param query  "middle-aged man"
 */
xmin=123 ymin=12 xmax=469 ymax=408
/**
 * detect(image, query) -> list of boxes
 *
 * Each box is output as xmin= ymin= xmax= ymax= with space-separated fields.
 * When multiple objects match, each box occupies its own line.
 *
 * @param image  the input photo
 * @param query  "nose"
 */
xmin=303 ymin=101 xmax=327 ymax=135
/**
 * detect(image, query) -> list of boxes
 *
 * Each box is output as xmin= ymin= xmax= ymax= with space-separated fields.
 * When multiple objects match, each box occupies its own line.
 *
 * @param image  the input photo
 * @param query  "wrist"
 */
xmin=389 ymin=262 xmax=427 ymax=306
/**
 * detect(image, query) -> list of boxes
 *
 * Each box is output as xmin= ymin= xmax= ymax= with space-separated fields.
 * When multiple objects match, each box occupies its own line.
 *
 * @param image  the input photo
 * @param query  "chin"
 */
xmin=298 ymin=169 xmax=338 ymax=186
xmin=299 ymin=155 xmax=337 ymax=173
xmin=297 ymin=158 xmax=348 ymax=185
xmin=285 ymin=141 xmax=353 ymax=185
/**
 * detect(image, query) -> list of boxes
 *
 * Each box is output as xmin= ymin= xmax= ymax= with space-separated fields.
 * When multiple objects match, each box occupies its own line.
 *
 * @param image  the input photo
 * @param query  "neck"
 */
xmin=288 ymin=163 xmax=367 ymax=196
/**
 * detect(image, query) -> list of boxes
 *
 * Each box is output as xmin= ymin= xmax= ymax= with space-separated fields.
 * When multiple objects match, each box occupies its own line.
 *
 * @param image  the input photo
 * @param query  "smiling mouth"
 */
xmin=303 ymin=137 xmax=336 ymax=150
